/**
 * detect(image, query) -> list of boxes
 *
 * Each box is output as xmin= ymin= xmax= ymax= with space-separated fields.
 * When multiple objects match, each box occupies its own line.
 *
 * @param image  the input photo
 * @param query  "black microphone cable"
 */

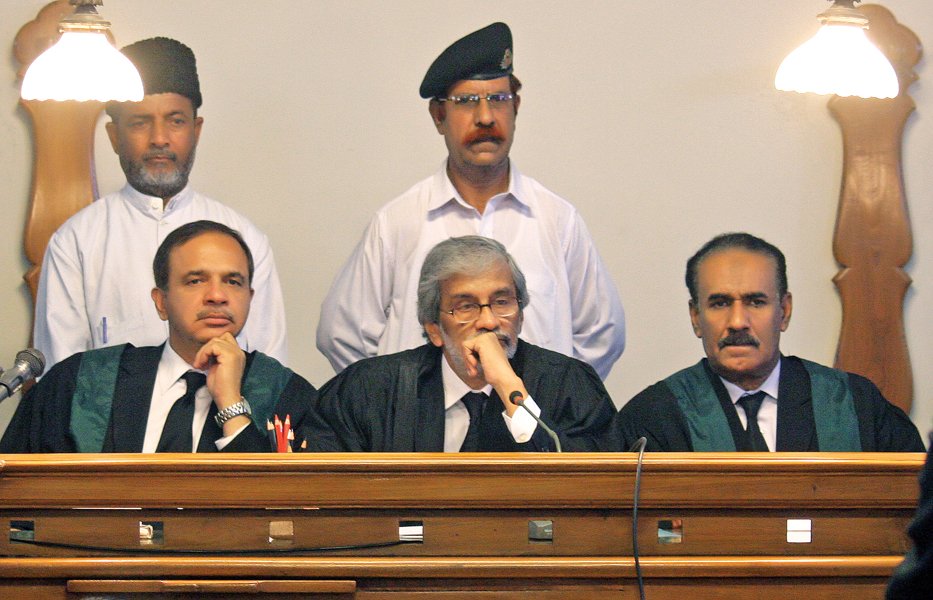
xmin=508 ymin=390 xmax=562 ymax=452
xmin=629 ymin=436 xmax=648 ymax=600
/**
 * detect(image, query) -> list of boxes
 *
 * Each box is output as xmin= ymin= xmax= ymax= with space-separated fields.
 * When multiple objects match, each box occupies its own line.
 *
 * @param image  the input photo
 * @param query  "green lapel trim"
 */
xmin=241 ymin=352 xmax=294 ymax=428
xmin=664 ymin=361 xmax=736 ymax=451
xmin=800 ymin=359 xmax=861 ymax=451
xmin=70 ymin=344 xmax=127 ymax=453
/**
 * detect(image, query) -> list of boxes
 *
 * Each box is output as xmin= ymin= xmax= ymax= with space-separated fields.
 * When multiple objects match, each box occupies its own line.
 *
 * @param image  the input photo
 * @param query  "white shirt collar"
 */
xmin=155 ymin=342 xmax=206 ymax=396
xmin=428 ymin=159 xmax=530 ymax=214
xmin=122 ymin=182 xmax=195 ymax=218
xmin=721 ymin=358 xmax=782 ymax=405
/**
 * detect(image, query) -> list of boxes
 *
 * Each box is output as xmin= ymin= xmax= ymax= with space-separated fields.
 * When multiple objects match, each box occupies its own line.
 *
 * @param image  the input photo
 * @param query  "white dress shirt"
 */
xmin=720 ymin=360 xmax=782 ymax=451
xmin=143 ymin=344 xmax=246 ymax=452
xmin=34 ymin=183 xmax=288 ymax=370
xmin=316 ymin=161 xmax=625 ymax=379
xmin=439 ymin=356 xmax=538 ymax=452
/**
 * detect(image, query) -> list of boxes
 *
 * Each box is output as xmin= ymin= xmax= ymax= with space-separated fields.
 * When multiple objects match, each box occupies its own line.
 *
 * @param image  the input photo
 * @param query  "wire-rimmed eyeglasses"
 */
xmin=437 ymin=93 xmax=515 ymax=109
xmin=443 ymin=297 xmax=521 ymax=324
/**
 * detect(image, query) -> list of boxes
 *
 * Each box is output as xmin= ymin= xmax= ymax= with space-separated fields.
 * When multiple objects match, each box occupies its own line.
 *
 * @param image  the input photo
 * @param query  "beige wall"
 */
xmin=2 ymin=1 xmax=931 ymax=441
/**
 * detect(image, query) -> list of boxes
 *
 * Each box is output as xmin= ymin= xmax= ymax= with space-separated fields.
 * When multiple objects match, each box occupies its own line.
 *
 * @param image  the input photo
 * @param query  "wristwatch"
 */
xmin=214 ymin=397 xmax=252 ymax=427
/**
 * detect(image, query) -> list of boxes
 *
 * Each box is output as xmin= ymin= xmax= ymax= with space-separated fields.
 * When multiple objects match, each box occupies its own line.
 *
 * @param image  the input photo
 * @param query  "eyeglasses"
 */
xmin=444 ymin=296 xmax=521 ymax=324
xmin=437 ymin=93 xmax=515 ymax=109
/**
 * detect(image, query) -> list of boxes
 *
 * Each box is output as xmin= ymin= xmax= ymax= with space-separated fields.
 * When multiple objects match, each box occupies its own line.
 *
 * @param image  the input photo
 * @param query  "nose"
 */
xmin=204 ymin=280 xmax=228 ymax=304
xmin=474 ymin=97 xmax=495 ymax=127
xmin=726 ymin=302 xmax=750 ymax=330
xmin=149 ymin=120 xmax=169 ymax=147
xmin=473 ymin=303 xmax=500 ymax=331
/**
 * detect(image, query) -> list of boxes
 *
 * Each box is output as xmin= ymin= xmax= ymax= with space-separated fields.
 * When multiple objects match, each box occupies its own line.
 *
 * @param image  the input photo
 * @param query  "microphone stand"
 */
xmin=508 ymin=391 xmax=562 ymax=452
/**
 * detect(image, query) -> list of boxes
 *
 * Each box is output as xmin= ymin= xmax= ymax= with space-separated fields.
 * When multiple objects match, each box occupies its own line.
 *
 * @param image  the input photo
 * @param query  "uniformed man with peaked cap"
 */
xmin=318 ymin=22 xmax=626 ymax=384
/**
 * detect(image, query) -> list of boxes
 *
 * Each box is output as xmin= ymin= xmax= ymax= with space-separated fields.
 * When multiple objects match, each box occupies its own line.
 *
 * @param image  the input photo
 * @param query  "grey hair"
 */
xmin=417 ymin=235 xmax=529 ymax=326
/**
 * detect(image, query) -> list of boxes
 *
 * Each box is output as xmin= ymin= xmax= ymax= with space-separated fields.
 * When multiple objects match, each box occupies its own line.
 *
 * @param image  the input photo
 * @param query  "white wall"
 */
xmin=2 ymin=1 xmax=931 ymax=441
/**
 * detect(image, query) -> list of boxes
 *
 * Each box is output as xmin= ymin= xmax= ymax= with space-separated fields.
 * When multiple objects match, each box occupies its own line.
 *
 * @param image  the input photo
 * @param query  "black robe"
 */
xmin=0 ymin=344 xmax=318 ymax=453
xmin=614 ymin=356 xmax=923 ymax=452
xmin=308 ymin=340 xmax=617 ymax=452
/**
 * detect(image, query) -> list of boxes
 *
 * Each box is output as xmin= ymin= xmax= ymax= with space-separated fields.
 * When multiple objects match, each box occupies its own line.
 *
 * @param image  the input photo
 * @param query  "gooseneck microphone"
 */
xmin=0 ymin=348 xmax=46 ymax=403
xmin=508 ymin=390 xmax=562 ymax=452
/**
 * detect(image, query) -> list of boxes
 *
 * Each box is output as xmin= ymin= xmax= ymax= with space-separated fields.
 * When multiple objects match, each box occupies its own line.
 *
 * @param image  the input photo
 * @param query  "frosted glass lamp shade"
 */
xmin=21 ymin=31 xmax=143 ymax=102
xmin=775 ymin=24 xmax=899 ymax=99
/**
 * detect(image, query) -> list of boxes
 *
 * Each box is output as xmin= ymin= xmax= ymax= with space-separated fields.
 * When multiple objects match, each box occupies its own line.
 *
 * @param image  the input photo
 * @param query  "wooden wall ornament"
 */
xmin=829 ymin=4 xmax=921 ymax=413
xmin=14 ymin=0 xmax=104 ymax=308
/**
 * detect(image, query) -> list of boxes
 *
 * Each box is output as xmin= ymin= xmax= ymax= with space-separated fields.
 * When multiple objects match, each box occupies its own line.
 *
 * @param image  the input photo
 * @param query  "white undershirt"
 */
xmin=720 ymin=359 xmax=782 ymax=452
xmin=439 ymin=356 xmax=539 ymax=452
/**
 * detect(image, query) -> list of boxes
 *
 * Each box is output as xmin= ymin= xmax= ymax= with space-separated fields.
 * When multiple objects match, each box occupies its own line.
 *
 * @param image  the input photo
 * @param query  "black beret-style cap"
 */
xmin=419 ymin=22 xmax=513 ymax=99
xmin=120 ymin=37 xmax=202 ymax=108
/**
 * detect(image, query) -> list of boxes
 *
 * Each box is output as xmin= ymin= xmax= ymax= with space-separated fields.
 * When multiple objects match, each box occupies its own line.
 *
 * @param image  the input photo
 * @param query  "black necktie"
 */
xmin=737 ymin=391 xmax=769 ymax=452
xmin=459 ymin=392 xmax=488 ymax=452
xmin=156 ymin=371 xmax=206 ymax=453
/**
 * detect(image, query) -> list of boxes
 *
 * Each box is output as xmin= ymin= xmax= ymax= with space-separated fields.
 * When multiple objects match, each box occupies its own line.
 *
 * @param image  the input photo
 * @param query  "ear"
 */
xmin=512 ymin=93 xmax=521 ymax=117
xmin=151 ymin=287 xmax=169 ymax=322
xmin=428 ymin=101 xmax=445 ymax=133
xmin=779 ymin=292 xmax=793 ymax=332
xmin=105 ymin=120 xmax=120 ymax=154
xmin=193 ymin=115 xmax=204 ymax=144
xmin=689 ymin=299 xmax=702 ymax=338
xmin=424 ymin=322 xmax=444 ymax=347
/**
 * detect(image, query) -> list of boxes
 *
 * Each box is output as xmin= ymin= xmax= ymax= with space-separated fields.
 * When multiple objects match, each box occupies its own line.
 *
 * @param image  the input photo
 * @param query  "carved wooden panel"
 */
xmin=13 ymin=1 xmax=103 ymax=320
xmin=830 ymin=4 xmax=922 ymax=413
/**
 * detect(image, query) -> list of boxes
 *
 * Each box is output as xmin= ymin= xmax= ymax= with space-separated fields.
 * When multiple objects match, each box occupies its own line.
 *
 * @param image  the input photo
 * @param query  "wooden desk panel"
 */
xmin=0 ymin=453 xmax=924 ymax=598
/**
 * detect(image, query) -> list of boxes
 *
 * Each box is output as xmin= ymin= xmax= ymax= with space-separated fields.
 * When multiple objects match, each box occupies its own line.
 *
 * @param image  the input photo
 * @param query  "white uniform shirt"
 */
xmin=316 ymin=162 xmax=625 ymax=379
xmin=34 ymin=183 xmax=288 ymax=369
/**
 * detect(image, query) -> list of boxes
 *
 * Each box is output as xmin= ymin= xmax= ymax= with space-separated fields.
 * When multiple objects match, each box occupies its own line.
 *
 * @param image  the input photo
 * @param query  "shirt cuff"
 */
xmin=503 ymin=396 xmax=540 ymax=443
xmin=214 ymin=422 xmax=251 ymax=450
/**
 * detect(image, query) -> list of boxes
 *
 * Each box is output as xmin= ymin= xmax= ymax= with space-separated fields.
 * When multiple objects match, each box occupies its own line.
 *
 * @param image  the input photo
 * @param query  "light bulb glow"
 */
xmin=21 ymin=31 xmax=143 ymax=102
xmin=775 ymin=25 xmax=899 ymax=99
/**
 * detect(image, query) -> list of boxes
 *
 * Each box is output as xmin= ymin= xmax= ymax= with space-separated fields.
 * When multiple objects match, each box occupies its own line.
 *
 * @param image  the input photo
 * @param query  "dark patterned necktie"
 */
xmin=737 ymin=391 xmax=769 ymax=452
xmin=156 ymin=371 xmax=206 ymax=453
xmin=459 ymin=392 xmax=488 ymax=452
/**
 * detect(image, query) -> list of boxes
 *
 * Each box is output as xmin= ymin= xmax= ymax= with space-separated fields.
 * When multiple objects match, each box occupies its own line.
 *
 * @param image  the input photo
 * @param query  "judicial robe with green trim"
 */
xmin=308 ymin=340 xmax=617 ymax=452
xmin=614 ymin=356 xmax=922 ymax=452
xmin=0 ymin=344 xmax=318 ymax=453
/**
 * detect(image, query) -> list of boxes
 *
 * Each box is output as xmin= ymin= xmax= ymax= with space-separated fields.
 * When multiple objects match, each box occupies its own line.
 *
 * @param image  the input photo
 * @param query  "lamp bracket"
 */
xmin=61 ymin=0 xmax=109 ymax=33
xmin=819 ymin=1 xmax=868 ymax=28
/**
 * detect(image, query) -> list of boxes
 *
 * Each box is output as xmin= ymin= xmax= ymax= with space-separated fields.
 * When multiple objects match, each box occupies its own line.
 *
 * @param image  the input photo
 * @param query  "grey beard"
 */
xmin=122 ymin=148 xmax=196 ymax=199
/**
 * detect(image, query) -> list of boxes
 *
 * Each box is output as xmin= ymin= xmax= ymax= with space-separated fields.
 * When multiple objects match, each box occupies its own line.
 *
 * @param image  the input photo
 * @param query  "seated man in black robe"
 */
xmin=0 ymin=220 xmax=316 ymax=453
xmin=615 ymin=232 xmax=922 ymax=452
xmin=309 ymin=235 xmax=617 ymax=452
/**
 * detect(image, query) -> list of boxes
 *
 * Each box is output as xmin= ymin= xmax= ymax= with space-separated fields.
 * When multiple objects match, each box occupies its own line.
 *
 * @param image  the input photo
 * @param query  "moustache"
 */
xmin=469 ymin=329 xmax=510 ymax=344
xmin=719 ymin=331 xmax=760 ymax=349
xmin=464 ymin=128 xmax=505 ymax=145
xmin=143 ymin=150 xmax=177 ymax=162
xmin=197 ymin=309 xmax=235 ymax=322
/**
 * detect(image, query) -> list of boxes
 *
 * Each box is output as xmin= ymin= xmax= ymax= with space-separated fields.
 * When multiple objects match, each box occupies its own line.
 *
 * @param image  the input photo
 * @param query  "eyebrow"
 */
xmin=449 ymin=286 xmax=515 ymax=300
xmin=181 ymin=270 xmax=246 ymax=279
xmin=706 ymin=291 xmax=769 ymax=302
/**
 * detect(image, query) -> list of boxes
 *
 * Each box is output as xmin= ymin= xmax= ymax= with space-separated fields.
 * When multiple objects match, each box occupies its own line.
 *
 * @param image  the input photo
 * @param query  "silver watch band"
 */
xmin=214 ymin=397 xmax=252 ymax=428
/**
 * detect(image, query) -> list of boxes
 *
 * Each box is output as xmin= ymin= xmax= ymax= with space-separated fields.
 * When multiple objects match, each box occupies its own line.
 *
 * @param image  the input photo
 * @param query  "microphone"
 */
xmin=0 ymin=348 xmax=46 ymax=403
xmin=508 ymin=390 xmax=562 ymax=452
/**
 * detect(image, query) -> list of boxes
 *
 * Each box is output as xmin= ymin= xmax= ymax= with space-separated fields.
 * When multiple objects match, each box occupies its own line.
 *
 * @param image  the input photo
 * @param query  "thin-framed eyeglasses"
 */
xmin=437 ymin=93 xmax=515 ymax=109
xmin=444 ymin=297 xmax=521 ymax=324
